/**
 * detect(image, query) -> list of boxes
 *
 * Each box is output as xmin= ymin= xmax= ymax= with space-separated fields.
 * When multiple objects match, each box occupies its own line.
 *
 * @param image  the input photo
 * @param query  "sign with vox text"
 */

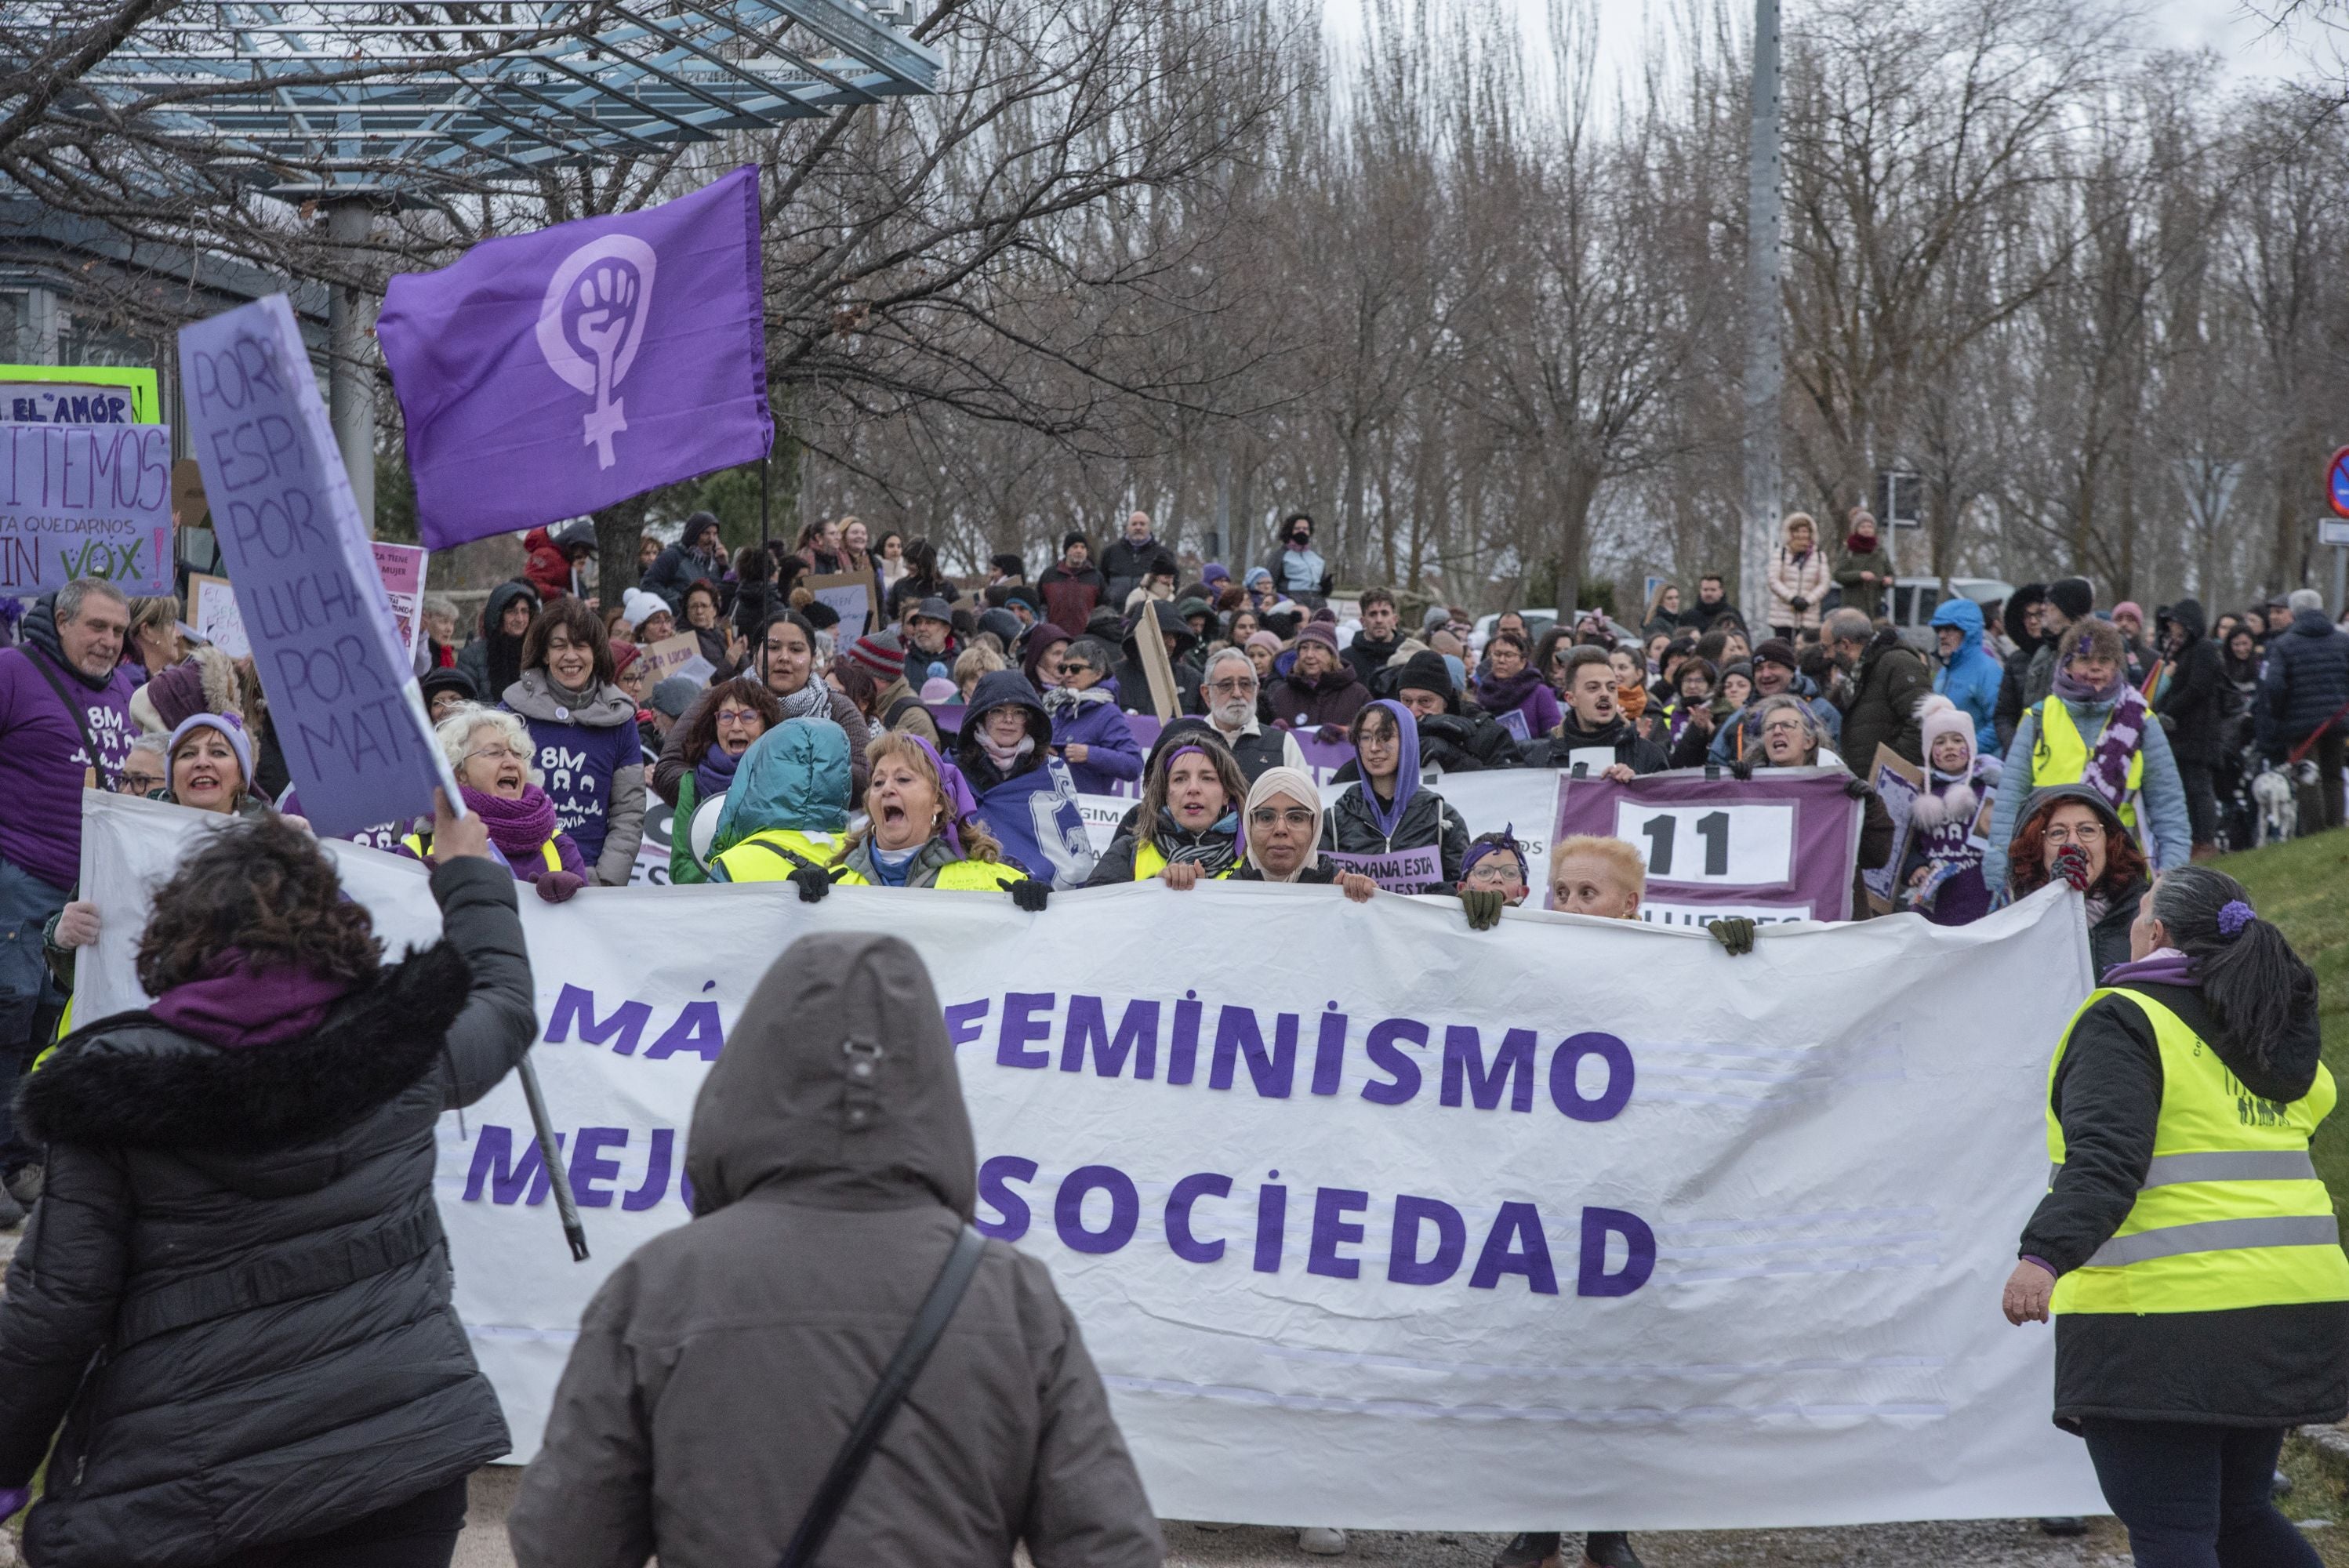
xmin=0 ymin=423 xmax=173 ymax=596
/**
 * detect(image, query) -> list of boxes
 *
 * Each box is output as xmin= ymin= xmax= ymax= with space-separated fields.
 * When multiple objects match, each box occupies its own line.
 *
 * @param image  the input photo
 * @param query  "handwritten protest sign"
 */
xmin=0 ymin=365 xmax=162 ymax=425
xmin=0 ymin=423 xmax=172 ymax=596
xmin=802 ymin=570 xmax=871 ymax=642
xmin=179 ymin=295 xmax=455 ymax=837
xmin=1863 ymin=746 xmax=1926 ymax=915
xmin=187 ymin=572 xmax=248 ymax=657
xmin=1320 ymin=844 xmax=1446 ymax=891
xmin=637 ymin=630 xmax=713 ymax=687
xmin=372 ymin=541 xmax=428 ymax=665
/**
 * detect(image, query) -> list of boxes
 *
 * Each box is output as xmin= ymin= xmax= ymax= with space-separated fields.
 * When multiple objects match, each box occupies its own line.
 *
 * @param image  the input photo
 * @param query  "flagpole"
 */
xmin=760 ymin=444 xmax=770 ymax=555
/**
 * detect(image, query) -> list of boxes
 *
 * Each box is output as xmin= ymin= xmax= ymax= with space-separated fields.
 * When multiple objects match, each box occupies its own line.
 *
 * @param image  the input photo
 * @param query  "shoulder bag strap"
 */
xmin=779 ymin=1224 xmax=990 ymax=1568
xmin=24 ymin=645 xmax=107 ymax=788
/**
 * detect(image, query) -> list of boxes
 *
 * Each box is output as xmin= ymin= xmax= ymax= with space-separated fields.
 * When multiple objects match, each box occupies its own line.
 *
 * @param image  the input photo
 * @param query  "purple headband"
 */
xmin=1459 ymin=823 xmax=1528 ymax=883
xmin=905 ymin=733 xmax=979 ymax=858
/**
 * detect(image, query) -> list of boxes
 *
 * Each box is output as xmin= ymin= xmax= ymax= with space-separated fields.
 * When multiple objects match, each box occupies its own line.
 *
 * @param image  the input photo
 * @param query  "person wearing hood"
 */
xmin=659 ymin=678 xmax=782 ymax=885
xmin=0 ymin=802 xmax=538 ymax=1568
xmin=127 ymin=642 xmax=244 ymax=737
xmin=955 ymin=669 xmax=1098 ymax=888
xmin=1384 ymin=651 xmax=1522 ymax=773
xmin=1320 ymin=699 xmax=1469 ymax=894
xmin=1832 ymin=508 xmax=1894 ymax=620
xmin=1988 ymin=618 xmax=2191 ymax=893
xmin=1229 ymin=767 xmax=1375 ymax=900
xmin=2002 ymin=866 xmax=2345 ymax=1568
xmin=1087 ymin=728 xmax=1250 ymax=885
xmin=1530 ymin=648 xmax=1669 ymax=776
xmin=1897 ymin=696 xmax=2001 ymax=926
xmin=1044 ymin=637 xmax=1145 ymax=794
xmin=523 ymin=518 xmax=596 ymax=604
xmin=1930 ymin=597 xmax=2002 ymax=750
xmin=456 ymin=580 xmax=539 ymax=706
xmin=641 ymin=511 xmax=727 ymax=611
xmin=1271 ymin=622 xmax=1366 ymax=731
xmin=1473 ymin=628 xmax=1562 ymax=742
xmin=499 ymin=597 xmax=645 ymax=887
xmin=706 ymin=717 xmax=854 ymax=891
xmin=400 ymin=709 xmax=589 ymax=903
xmin=2151 ymin=597 xmax=2227 ymax=857
xmin=508 ymin=931 xmax=1159 ymax=1568
xmin=0 ymin=581 xmax=137 ymax=1224
xmin=1114 ymin=599 xmax=1204 ymax=717
xmin=2258 ymin=587 xmax=2349 ymax=831
xmin=1765 ymin=512 xmax=1831 ymax=637
xmin=1825 ymin=607 xmax=1931 ymax=768
xmin=1102 ymin=510 xmax=1178 ymax=607
xmin=818 ymin=733 xmax=1044 ymax=900
xmin=1994 ymin=583 xmax=2049 ymax=752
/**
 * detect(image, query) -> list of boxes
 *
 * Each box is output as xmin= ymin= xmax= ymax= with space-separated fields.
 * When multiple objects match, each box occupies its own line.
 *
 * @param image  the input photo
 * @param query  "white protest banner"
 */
xmin=1321 ymin=844 xmax=1444 ymax=891
xmin=0 ymin=423 xmax=173 ymax=596
xmin=178 ymin=296 xmax=456 ymax=837
xmin=187 ymin=572 xmax=248 ymax=658
xmin=802 ymin=569 xmax=871 ymax=642
xmin=78 ymin=791 xmax=2105 ymax=1531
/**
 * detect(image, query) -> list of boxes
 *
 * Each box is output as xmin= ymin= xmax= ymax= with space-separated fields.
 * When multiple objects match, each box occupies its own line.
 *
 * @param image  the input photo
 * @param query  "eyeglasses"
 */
xmin=2042 ymin=822 xmax=2106 ymax=845
xmin=463 ymin=743 xmax=531 ymax=765
xmin=715 ymin=708 xmax=763 ymax=727
xmin=1208 ymin=677 xmax=1255 ymax=695
xmin=1062 ymin=662 xmax=1094 ymax=676
xmin=117 ymin=771 xmax=165 ymax=794
xmin=1759 ymin=719 xmax=1807 ymax=737
xmin=1249 ymin=807 xmax=1316 ymax=828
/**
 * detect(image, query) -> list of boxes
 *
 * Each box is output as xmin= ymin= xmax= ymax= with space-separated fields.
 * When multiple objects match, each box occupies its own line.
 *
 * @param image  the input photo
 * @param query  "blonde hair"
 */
xmin=953 ymin=644 xmax=1006 ymax=698
xmin=849 ymin=731 xmax=1003 ymax=863
xmin=1549 ymin=834 xmax=1646 ymax=902
xmin=435 ymin=705 xmax=543 ymax=789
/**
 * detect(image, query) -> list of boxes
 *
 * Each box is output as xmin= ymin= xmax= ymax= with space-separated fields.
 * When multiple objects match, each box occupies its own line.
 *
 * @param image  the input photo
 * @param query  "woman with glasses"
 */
xmin=398 ymin=708 xmax=586 ymax=903
xmin=654 ymin=678 xmax=784 ymax=884
xmin=2006 ymin=783 xmax=2148 ymax=976
xmin=1322 ymin=699 xmax=1469 ymax=895
xmin=1044 ymin=636 xmax=1142 ymax=794
xmin=1743 ymin=694 xmax=1893 ymax=919
xmin=1232 ymin=768 xmax=1376 ymax=900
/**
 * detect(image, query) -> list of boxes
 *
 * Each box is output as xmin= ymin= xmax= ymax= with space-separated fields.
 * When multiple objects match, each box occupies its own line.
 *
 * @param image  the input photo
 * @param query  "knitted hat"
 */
xmin=419 ymin=666 xmax=477 ymax=706
xmin=1201 ymin=563 xmax=1231 ymax=586
xmin=2111 ymin=601 xmax=2143 ymax=624
xmin=610 ymin=638 xmax=641 ymax=674
xmin=2047 ymin=577 xmax=2094 ymax=621
xmin=920 ymin=677 xmax=957 ymax=703
xmin=166 ymin=710 xmax=254 ymax=793
xmin=1395 ymin=649 xmax=1454 ymax=697
xmin=1296 ymin=622 xmax=1341 ymax=652
xmin=1246 ymin=629 xmax=1283 ymax=655
xmin=1753 ymin=637 xmax=1800 ymax=673
xmin=1919 ymin=693 xmax=1974 ymax=764
xmin=651 ymin=676 xmax=700 ymax=718
xmin=1062 ymin=530 xmax=1089 ymax=553
xmin=846 ymin=632 xmax=906 ymax=679
xmin=620 ymin=587 xmax=669 ymax=630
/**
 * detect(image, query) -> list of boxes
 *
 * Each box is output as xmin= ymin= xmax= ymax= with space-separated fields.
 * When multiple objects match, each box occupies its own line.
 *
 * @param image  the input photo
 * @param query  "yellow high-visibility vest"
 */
xmin=709 ymin=828 xmax=844 ymax=884
xmin=1132 ymin=840 xmax=1237 ymax=882
xmin=2048 ymin=987 xmax=2349 ymax=1316
xmin=402 ymin=832 xmax=562 ymax=875
xmin=833 ymin=854 xmax=1019 ymax=892
xmin=2033 ymin=699 xmax=2144 ymax=832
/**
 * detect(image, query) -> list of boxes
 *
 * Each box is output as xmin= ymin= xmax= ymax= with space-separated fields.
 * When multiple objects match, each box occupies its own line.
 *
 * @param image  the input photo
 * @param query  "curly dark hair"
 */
xmin=2007 ymin=793 xmax=2148 ymax=905
xmin=521 ymin=595 xmax=616 ymax=688
xmin=673 ymin=677 xmax=783 ymax=768
xmin=136 ymin=815 xmax=381 ymax=994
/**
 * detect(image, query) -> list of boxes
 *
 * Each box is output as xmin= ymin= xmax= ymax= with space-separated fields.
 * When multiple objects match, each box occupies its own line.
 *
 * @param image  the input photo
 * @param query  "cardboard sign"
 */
xmin=1862 ymin=746 xmax=1926 ymax=915
xmin=802 ymin=570 xmax=871 ymax=643
xmin=0 ymin=423 xmax=173 ymax=596
xmin=0 ymin=364 xmax=162 ymax=425
xmin=637 ymin=630 xmax=713 ymax=687
xmin=179 ymin=295 xmax=456 ymax=837
xmin=187 ymin=572 xmax=248 ymax=657
xmin=372 ymin=541 xmax=428 ymax=665
xmin=172 ymin=456 xmax=209 ymax=528
xmin=1134 ymin=608 xmax=1182 ymax=721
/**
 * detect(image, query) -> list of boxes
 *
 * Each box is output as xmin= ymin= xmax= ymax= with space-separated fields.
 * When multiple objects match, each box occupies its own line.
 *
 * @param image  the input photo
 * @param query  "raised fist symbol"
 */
xmin=573 ymin=262 xmax=640 ymax=360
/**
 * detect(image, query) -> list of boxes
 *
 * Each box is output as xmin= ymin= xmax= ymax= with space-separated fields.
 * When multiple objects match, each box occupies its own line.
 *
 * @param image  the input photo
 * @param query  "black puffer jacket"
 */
xmin=0 ymin=859 xmax=539 ymax=1568
xmin=2153 ymin=598 xmax=2228 ymax=767
xmin=2021 ymin=980 xmax=2348 ymax=1430
xmin=1321 ymin=779 xmax=1468 ymax=894
xmin=2260 ymin=607 xmax=2349 ymax=750
xmin=1523 ymin=713 xmax=1670 ymax=775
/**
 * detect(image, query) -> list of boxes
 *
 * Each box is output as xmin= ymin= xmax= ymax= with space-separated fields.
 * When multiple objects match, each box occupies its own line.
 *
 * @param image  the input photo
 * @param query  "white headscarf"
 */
xmin=1243 ymin=765 xmax=1323 ymax=882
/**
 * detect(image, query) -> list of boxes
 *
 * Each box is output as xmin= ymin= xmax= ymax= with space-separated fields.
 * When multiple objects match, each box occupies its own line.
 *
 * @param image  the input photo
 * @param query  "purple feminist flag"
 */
xmin=1549 ymin=766 xmax=1864 ymax=924
xmin=178 ymin=296 xmax=457 ymax=838
xmin=378 ymin=167 xmax=771 ymax=549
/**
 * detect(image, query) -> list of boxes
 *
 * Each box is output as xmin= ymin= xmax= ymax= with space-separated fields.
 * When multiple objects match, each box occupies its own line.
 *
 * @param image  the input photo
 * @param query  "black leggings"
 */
xmin=203 ymin=1477 xmax=468 ymax=1568
xmin=2080 ymin=1418 xmax=2317 ymax=1568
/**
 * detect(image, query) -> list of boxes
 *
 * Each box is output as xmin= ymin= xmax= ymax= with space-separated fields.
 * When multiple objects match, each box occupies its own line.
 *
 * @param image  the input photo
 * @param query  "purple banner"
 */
xmin=1549 ymin=766 xmax=1864 ymax=924
xmin=379 ymin=167 xmax=771 ymax=549
xmin=179 ymin=296 xmax=454 ymax=839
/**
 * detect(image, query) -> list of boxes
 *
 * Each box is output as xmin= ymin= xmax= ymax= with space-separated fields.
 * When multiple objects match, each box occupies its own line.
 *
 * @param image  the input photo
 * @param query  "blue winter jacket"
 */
xmin=1930 ymin=597 xmax=2002 ymax=750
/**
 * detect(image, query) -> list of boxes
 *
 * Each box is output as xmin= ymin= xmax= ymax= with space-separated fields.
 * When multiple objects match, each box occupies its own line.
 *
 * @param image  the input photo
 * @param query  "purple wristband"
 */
xmin=2020 ymin=1254 xmax=2058 ymax=1277
xmin=0 ymin=1484 xmax=31 ymax=1521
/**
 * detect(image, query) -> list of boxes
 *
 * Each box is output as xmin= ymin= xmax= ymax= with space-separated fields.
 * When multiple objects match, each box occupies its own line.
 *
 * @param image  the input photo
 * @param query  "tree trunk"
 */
xmin=594 ymin=492 xmax=652 ymax=602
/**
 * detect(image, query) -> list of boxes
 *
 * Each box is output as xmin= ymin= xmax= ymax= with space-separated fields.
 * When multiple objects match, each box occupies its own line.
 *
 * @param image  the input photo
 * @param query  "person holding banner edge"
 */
xmin=2004 ymin=865 xmax=2347 ymax=1568
xmin=0 ymin=797 xmax=542 ymax=1566
xmin=1320 ymin=699 xmax=1468 ymax=895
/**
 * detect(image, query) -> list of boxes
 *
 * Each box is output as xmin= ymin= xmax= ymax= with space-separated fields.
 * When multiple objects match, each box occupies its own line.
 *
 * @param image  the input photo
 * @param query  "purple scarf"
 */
xmin=461 ymin=782 xmax=560 ymax=873
xmin=2104 ymin=948 xmax=2198 ymax=989
xmin=906 ymin=733 xmax=981 ymax=856
xmin=2049 ymin=673 xmax=2150 ymax=815
xmin=695 ymin=741 xmax=744 ymax=799
xmin=1357 ymin=699 xmax=1421 ymax=840
xmin=151 ymin=946 xmax=354 ymax=1049
xmin=1475 ymin=666 xmax=1541 ymax=717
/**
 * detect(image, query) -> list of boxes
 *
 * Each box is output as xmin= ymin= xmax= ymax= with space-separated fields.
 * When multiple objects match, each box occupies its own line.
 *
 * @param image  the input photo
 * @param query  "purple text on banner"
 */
xmin=1549 ymin=765 xmax=1864 ymax=923
xmin=378 ymin=166 xmax=772 ymax=549
xmin=1321 ymin=844 xmax=1446 ymax=892
xmin=0 ymin=423 xmax=172 ymax=596
xmin=178 ymin=296 xmax=453 ymax=839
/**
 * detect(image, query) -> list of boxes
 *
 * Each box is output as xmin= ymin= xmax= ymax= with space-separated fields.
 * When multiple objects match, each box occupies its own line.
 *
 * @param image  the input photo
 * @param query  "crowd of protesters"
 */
xmin=0 ymin=498 xmax=2344 ymax=1568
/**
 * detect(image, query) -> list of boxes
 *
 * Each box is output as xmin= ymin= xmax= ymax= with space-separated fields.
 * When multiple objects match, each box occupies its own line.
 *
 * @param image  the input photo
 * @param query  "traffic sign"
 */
xmin=2322 ymin=518 xmax=2349 ymax=548
xmin=2329 ymin=447 xmax=2349 ymax=519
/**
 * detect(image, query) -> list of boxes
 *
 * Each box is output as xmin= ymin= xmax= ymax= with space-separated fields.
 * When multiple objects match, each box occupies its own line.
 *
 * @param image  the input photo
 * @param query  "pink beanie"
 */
xmin=1919 ymin=694 xmax=1975 ymax=767
xmin=2111 ymin=601 xmax=2143 ymax=623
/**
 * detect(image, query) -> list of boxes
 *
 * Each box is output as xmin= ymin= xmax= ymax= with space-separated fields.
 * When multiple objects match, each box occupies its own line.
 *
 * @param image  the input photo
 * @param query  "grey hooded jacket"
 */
xmin=508 ymin=932 xmax=1162 ymax=1568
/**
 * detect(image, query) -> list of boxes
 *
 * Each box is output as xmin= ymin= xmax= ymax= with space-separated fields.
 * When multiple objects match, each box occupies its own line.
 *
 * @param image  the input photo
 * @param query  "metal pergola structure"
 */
xmin=60 ymin=0 xmax=943 ymax=522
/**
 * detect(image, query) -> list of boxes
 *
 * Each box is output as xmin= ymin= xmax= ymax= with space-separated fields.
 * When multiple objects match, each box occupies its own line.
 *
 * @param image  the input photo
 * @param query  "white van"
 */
xmin=1885 ymin=576 xmax=2014 ymax=652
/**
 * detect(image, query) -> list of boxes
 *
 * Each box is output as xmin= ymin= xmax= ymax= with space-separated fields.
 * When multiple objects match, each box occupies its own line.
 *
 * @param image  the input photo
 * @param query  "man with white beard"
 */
xmin=1199 ymin=647 xmax=1306 ymax=783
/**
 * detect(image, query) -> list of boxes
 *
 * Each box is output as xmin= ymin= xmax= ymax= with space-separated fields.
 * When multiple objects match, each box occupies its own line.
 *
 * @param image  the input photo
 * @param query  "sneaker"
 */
xmin=1298 ymin=1527 xmax=1348 ymax=1555
xmin=1493 ymin=1534 xmax=1561 ymax=1568
xmin=3 ymin=1163 xmax=40 ymax=1208
xmin=1584 ymin=1534 xmax=1643 ymax=1568
xmin=2039 ymin=1517 xmax=2087 ymax=1537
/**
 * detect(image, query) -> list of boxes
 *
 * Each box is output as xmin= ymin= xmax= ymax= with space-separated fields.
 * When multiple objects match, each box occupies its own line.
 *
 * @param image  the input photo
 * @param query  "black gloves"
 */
xmin=1011 ymin=878 xmax=1051 ymax=913
xmin=1707 ymin=916 xmax=1756 ymax=956
xmin=787 ymin=865 xmax=833 ymax=903
xmin=1789 ymin=596 xmax=1809 ymax=612
xmin=1460 ymin=888 xmax=1505 ymax=931
xmin=1729 ymin=757 xmax=1755 ymax=782
xmin=1843 ymin=775 xmax=1872 ymax=800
